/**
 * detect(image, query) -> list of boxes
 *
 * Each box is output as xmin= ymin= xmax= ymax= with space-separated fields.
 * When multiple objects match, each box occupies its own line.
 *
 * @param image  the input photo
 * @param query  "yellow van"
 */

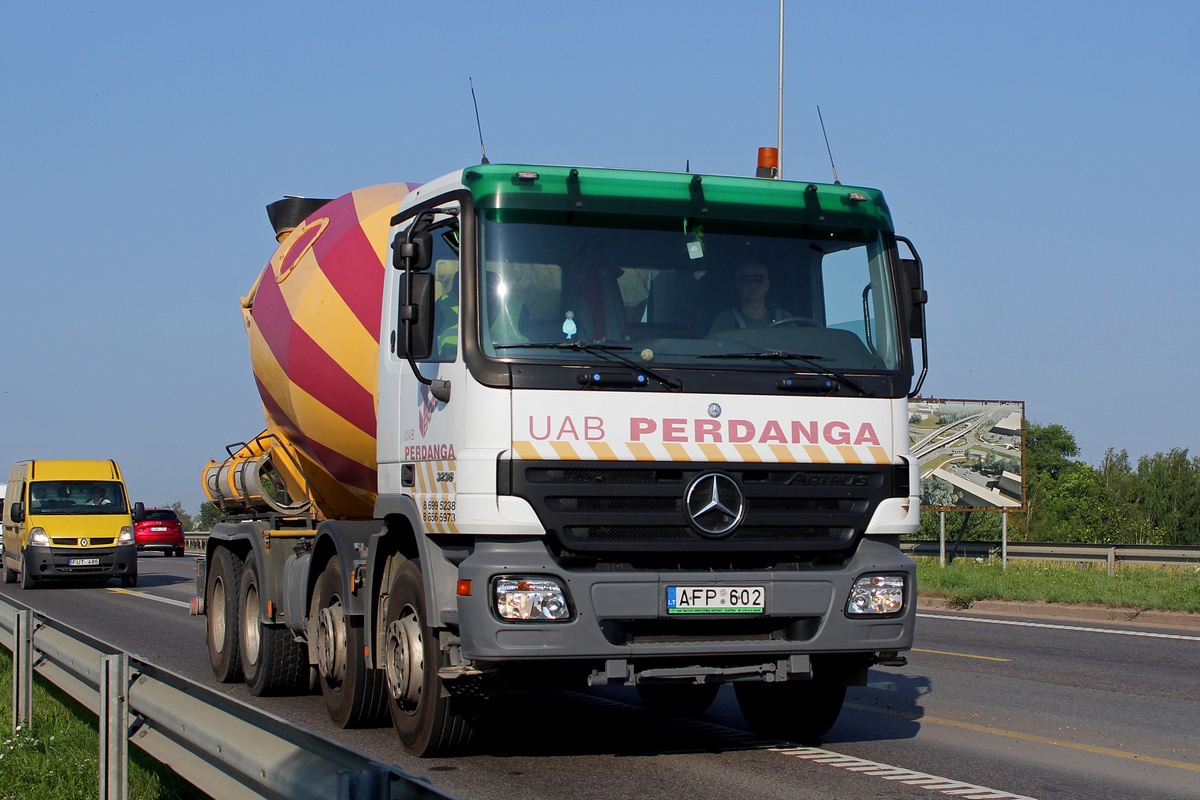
xmin=2 ymin=460 xmax=141 ymax=588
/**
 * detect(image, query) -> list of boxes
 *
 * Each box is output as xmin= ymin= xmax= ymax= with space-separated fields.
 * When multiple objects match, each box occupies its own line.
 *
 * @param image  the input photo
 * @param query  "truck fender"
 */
xmin=365 ymin=493 xmax=463 ymax=668
xmin=308 ymin=519 xmax=383 ymax=618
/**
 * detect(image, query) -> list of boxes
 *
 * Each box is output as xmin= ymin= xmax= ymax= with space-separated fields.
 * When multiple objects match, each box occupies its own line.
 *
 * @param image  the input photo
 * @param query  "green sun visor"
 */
xmin=463 ymin=164 xmax=894 ymax=233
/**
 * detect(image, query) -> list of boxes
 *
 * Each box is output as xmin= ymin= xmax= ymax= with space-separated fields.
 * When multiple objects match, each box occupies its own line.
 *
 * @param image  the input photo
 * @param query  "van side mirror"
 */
xmin=10 ymin=501 xmax=24 ymax=523
xmin=392 ymin=230 xmax=433 ymax=271
xmin=133 ymin=502 xmax=146 ymax=522
xmin=399 ymin=271 xmax=436 ymax=360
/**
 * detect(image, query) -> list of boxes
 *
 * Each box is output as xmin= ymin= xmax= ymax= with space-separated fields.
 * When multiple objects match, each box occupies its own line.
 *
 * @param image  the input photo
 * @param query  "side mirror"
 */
xmin=399 ymin=271 xmax=436 ymax=360
xmin=133 ymin=502 xmax=146 ymax=522
xmin=10 ymin=501 xmax=24 ymax=523
xmin=900 ymin=258 xmax=928 ymax=339
xmin=392 ymin=230 xmax=433 ymax=272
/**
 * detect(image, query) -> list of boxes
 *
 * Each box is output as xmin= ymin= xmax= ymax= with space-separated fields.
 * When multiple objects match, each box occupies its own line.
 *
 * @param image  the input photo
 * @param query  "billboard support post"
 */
xmin=939 ymin=511 xmax=946 ymax=567
xmin=1001 ymin=512 xmax=1008 ymax=571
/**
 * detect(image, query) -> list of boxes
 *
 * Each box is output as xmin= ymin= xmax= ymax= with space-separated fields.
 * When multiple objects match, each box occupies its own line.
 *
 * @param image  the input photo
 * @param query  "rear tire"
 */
xmin=734 ymin=677 xmax=846 ymax=741
xmin=240 ymin=551 xmax=308 ymax=696
xmin=206 ymin=547 xmax=244 ymax=682
xmin=382 ymin=558 xmax=478 ymax=756
xmin=313 ymin=559 xmax=387 ymax=727
xmin=636 ymin=683 xmax=720 ymax=717
xmin=3 ymin=558 xmax=17 ymax=584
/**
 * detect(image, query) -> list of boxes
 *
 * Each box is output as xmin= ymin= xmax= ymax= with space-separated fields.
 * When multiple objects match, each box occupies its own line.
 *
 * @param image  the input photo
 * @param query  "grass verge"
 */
xmin=0 ymin=646 xmax=207 ymax=800
xmin=915 ymin=557 xmax=1200 ymax=613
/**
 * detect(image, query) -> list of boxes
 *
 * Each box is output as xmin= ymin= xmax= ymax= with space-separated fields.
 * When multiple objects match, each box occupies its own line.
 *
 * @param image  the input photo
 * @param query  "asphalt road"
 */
xmin=3 ymin=554 xmax=1198 ymax=800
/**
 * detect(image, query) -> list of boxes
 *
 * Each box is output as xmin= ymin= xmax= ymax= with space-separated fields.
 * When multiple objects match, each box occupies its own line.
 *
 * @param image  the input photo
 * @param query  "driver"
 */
xmin=708 ymin=257 xmax=791 ymax=335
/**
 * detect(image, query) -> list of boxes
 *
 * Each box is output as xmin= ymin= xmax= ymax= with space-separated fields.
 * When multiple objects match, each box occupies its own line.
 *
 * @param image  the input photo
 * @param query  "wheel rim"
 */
xmin=316 ymin=598 xmax=347 ymax=686
xmin=384 ymin=604 xmax=424 ymax=712
xmin=211 ymin=576 xmax=227 ymax=654
xmin=243 ymin=582 xmax=261 ymax=665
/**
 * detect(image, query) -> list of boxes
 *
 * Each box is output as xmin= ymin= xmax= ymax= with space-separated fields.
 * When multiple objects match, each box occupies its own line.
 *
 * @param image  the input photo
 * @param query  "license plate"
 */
xmin=69 ymin=557 xmax=100 ymax=566
xmin=667 ymin=586 xmax=764 ymax=614
xmin=150 ymin=526 xmax=169 ymax=531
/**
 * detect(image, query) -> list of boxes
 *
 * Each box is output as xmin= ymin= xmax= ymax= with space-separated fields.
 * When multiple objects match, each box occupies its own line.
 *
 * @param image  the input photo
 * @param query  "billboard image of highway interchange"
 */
xmin=908 ymin=400 xmax=1025 ymax=512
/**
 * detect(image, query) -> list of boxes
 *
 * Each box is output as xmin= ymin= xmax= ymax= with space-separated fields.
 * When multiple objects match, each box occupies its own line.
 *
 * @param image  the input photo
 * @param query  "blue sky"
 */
xmin=4 ymin=2 xmax=1199 ymax=513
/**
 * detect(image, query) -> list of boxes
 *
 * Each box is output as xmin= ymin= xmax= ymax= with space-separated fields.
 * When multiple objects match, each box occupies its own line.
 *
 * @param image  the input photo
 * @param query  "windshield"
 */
xmin=477 ymin=210 xmax=902 ymax=372
xmin=29 ymin=481 xmax=128 ymax=515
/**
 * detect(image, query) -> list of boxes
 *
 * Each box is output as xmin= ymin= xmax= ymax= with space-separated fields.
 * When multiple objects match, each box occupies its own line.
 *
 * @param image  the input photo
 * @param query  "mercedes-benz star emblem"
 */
xmin=684 ymin=473 xmax=745 ymax=536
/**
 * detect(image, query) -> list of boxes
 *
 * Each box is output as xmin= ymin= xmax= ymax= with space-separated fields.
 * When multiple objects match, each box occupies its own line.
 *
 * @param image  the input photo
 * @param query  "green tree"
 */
xmin=195 ymin=501 xmax=220 ymax=532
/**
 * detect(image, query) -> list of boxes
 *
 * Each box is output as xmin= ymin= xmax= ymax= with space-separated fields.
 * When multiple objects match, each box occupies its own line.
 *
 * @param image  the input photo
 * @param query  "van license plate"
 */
xmin=667 ymin=586 xmax=764 ymax=614
xmin=69 ymin=558 xmax=100 ymax=567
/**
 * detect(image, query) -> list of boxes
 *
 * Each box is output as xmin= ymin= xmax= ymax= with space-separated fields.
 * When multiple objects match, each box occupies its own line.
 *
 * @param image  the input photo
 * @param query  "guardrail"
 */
xmin=902 ymin=540 xmax=1200 ymax=569
xmin=184 ymin=532 xmax=209 ymax=552
xmin=1 ymin=594 xmax=457 ymax=800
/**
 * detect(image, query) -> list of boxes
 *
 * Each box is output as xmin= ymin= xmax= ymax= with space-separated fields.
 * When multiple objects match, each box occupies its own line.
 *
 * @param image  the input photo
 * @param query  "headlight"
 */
xmin=118 ymin=527 xmax=135 ymax=546
xmin=29 ymin=528 xmax=50 ymax=547
xmin=494 ymin=577 xmax=571 ymax=621
xmin=846 ymin=574 xmax=906 ymax=616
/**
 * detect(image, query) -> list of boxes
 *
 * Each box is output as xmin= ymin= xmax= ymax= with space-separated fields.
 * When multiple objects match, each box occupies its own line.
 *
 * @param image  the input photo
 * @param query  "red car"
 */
xmin=134 ymin=508 xmax=186 ymax=557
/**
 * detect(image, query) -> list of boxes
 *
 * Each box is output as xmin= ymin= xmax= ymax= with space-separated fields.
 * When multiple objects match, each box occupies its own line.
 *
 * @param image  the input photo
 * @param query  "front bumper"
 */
xmin=25 ymin=544 xmax=138 ymax=579
xmin=455 ymin=535 xmax=915 ymax=676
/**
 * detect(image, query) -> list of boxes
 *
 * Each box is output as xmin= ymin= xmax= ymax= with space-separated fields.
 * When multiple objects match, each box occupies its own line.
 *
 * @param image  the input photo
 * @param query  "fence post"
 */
xmin=1001 ymin=512 xmax=1008 ymax=572
xmin=1108 ymin=547 xmax=1116 ymax=577
xmin=939 ymin=511 xmax=946 ymax=567
xmin=99 ymin=653 xmax=129 ymax=800
xmin=12 ymin=609 xmax=32 ymax=733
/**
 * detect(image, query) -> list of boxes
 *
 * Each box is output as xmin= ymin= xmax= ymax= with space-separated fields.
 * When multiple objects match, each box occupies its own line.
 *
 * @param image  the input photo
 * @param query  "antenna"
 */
xmin=817 ymin=105 xmax=839 ymax=185
xmin=470 ymin=77 xmax=489 ymax=165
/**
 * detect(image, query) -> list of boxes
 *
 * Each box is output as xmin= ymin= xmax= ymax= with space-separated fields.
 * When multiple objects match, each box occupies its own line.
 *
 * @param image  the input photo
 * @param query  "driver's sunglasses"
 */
xmin=737 ymin=274 xmax=767 ymax=284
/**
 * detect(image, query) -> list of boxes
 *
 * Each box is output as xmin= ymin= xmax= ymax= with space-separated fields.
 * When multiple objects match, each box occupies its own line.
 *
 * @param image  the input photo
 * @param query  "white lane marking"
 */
xmin=917 ymin=612 xmax=1200 ymax=642
xmin=561 ymin=691 xmax=1038 ymax=800
xmin=107 ymin=588 xmax=191 ymax=609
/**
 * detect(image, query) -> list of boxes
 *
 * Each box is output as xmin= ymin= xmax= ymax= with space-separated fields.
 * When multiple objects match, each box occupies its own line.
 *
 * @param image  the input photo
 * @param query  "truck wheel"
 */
xmin=734 ymin=677 xmax=846 ymax=741
xmin=207 ymin=547 xmax=244 ymax=682
xmin=381 ymin=558 xmax=477 ymax=756
xmin=240 ymin=551 xmax=308 ymax=696
xmin=636 ymin=683 xmax=720 ymax=717
xmin=313 ymin=559 xmax=387 ymax=727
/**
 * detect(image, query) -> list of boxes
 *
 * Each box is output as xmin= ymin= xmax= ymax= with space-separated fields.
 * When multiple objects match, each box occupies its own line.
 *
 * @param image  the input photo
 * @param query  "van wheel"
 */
xmin=734 ymin=677 xmax=846 ymax=741
xmin=637 ymin=683 xmax=721 ymax=717
xmin=382 ymin=558 xmax=478 ymax=756
xmin=240 ymin=551 xmax=308 ymax=696
xmin=121 ymin=573 xmax=138 ymax=588
xmin=313 ymin=559 xmax=387 ymax=727
xmin=19 ymin=552 xmax=35 ymax=590
xmin=207 ymin=547 xmax=244 ymax=682
xmin=3 ymin=562 xmax=16 ymax=584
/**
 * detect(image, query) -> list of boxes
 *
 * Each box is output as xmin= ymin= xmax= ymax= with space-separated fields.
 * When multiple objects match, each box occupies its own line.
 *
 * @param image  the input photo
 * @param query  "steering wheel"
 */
xmin=767 ymin=316 xmax=819 ymax=328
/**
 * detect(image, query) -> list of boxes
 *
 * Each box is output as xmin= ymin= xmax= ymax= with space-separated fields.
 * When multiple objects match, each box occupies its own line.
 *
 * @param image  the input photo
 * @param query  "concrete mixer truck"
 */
xmin=193 ymin=155 xmax=928 ymax=756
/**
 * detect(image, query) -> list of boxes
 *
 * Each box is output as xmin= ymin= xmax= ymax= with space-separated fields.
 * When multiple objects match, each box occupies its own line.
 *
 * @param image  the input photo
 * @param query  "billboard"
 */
xmin=909 ymin=399 xmax=1025 ymax=512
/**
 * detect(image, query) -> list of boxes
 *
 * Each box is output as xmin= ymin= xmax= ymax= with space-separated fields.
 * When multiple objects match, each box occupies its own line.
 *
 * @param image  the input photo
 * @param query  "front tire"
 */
xmin=206 ymin=547 xmax=244 ymax=682
xmin=240 ymin=551 xmax=308 ymax=696
xmin=313 ymin=558 xmax=387 ymax=727
xmin=19 ymin=551 xmax=35 ymax=590
xmin=381 ymin=558 xmax=478 ymax=756
xmin=734 ymin=677 xmax=846 ymax=741
xmin=121 ymin=573 xmax=138 ymax=588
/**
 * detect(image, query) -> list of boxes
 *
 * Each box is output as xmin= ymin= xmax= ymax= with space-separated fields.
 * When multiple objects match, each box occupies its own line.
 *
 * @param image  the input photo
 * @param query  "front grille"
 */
xmin=51 ymin=548 xmax=117 ymax=573
xmin=52 ymin=537 xmax=115 ymax=546
xmin=510 ymin=461 xmax=905 ymax=553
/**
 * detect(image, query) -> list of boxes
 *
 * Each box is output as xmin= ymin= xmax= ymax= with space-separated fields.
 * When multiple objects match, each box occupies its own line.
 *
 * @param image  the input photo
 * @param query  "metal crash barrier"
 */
xmin=1 ymin=595 xmax=456 ymax=800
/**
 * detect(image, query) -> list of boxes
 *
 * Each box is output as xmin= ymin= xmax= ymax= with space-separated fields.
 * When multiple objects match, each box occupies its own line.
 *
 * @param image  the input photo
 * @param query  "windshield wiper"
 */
xmin=496 ymin=341 xmax=682 ymax=391
xmin=698 ymin=350 xmax=871 ymax=396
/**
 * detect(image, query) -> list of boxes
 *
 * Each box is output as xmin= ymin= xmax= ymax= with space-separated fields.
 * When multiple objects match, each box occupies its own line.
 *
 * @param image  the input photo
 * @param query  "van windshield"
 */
xmin=29 ymin=481 xmax=128 ymax=514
